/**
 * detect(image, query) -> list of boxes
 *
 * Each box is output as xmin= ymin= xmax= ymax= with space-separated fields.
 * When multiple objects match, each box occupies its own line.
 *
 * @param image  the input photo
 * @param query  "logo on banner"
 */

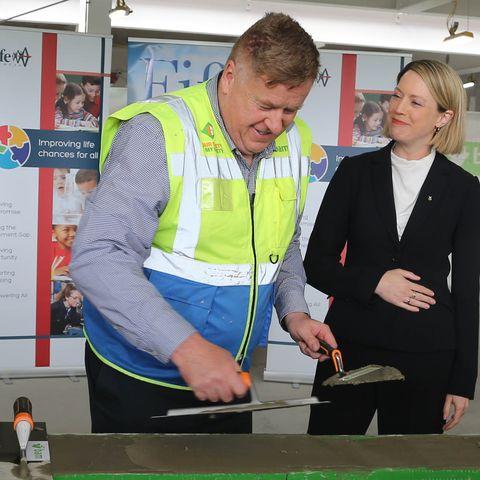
xmin=317 ymin=68 xmax=331 ymax=87
xmin=310 ymin=143 xmax=328 ymax=182
xmin=0 ymin=125 xmax=31 ymax=169
xmin=0 ymin=47 xmax=31 ymax=67
xmin=202 ymin=122 xmax=215 ymax=139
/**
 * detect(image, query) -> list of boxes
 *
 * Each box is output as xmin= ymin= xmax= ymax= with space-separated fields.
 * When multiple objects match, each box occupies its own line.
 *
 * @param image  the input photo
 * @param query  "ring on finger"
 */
xmin=405 ymin=297 xmax=411 ymax=304
xmin=411 ymin=292 xmax=416 ymax=299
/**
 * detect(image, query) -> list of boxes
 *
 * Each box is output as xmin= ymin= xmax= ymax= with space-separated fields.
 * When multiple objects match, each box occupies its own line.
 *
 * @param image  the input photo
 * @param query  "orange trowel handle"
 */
xmin=239 ymin=371 xmax=252 ymax=388
xmin=318 ymin=340 xmax=344 ymax=374
xmin=13 ymin=396 xmax=34 ymax=430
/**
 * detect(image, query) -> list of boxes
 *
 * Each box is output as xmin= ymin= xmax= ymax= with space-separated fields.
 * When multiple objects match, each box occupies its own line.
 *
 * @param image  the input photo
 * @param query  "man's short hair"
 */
xmin=228 ymin=12 xmax=320 ymax=86
xmin=75 ymin=169 xmax=99 ymax=185
xmin=81 ymin=76 xmax=101 ymax=86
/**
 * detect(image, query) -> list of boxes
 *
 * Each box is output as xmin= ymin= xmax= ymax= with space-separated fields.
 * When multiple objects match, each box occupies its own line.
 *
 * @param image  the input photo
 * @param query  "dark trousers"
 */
xmin=308 ymin=339 xmax=454 ymax=435
xmin=85 ymin=342 xmax=252 ymax=433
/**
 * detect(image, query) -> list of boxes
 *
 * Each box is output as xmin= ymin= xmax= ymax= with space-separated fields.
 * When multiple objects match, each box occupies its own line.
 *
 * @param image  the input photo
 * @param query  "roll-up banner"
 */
xmin=0 ymin=27 xmax=111 ymax=377
xmin=127 ymin=38 xmax=412 ymax=383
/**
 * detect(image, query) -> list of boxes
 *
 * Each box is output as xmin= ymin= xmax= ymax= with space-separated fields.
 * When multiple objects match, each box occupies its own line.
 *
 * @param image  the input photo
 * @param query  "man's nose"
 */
xmin=265 ymin=110 xmax=285 ymax=136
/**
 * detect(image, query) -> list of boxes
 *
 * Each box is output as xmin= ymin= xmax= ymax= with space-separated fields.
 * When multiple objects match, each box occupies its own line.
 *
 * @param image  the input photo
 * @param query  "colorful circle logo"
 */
xmin=310 ymin=143 xmax=328 ymax=182
xmin=0 ymin=125 xmax=31 ymax=170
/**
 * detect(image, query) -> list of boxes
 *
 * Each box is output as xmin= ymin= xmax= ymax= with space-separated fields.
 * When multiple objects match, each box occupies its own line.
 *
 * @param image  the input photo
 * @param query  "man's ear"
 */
xmin=220 ymin=59 xmax=236 ymax=94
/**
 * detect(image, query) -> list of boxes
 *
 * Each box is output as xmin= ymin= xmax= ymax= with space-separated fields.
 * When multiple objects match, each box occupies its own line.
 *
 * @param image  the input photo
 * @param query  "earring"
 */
xmin=434 ymin=126 xmax=441 ymax=134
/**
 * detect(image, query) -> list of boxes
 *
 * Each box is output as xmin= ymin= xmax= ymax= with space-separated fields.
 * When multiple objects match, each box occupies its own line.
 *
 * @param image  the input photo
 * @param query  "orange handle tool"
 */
xmin=318 ymin=340 xmax=346 ymax=376
xmin=240 ymin=371 xmax=252 ymax=388
xmin=13 ymin=397 xmax=33 ymax=431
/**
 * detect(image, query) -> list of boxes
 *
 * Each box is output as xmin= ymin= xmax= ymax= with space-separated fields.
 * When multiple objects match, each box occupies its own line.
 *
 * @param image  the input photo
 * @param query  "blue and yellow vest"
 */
xmin=84 ymin=81 xmax=312 ymax=389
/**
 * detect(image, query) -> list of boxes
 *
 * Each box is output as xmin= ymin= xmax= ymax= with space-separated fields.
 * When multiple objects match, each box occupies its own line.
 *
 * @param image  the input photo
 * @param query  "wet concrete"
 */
xmin=49 ymin=434 xmax=480 ymax=475
xmin=0 ymin=461 xmax=52 ymax=480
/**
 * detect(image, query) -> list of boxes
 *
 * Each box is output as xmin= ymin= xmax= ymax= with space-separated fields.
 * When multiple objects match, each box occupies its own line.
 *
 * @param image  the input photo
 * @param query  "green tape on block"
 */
xmin=289 ymin=469 xmax=480 ymax=479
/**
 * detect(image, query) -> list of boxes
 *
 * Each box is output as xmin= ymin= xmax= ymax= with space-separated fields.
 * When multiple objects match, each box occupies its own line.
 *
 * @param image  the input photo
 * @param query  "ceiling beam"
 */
xmin=456 ymin=66 xmax=480 ymax=75
xmin=396 ymin=0 xmax=451 ymax=14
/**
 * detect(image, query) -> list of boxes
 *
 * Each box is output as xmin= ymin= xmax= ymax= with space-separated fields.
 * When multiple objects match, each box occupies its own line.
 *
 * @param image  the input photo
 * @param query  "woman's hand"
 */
xmin=443 ymin=394 xmax=469 ymax=431
xmin=374 ymin=269 xmax=435 ymax=312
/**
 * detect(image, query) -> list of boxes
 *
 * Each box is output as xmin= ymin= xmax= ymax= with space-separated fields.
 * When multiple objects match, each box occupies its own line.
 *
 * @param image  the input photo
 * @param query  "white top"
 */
xmin=391 ymin=146 xmax=436 ymax=239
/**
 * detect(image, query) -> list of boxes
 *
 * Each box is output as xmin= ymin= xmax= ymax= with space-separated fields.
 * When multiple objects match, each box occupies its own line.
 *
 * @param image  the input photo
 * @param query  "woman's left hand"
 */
xmin=443 ymin=394 xmax=469 ymax=431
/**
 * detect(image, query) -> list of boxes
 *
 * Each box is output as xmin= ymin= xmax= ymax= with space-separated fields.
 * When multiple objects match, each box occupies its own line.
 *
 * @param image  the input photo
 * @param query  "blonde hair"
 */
xmin=228 ymin=12 xmax=319 ymax=86
xmin=384 ymin=59 xmax=466 ymax=155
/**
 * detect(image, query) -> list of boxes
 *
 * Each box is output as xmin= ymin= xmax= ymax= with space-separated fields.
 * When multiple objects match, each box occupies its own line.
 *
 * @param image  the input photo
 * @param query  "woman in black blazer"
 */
xmin=305 ymin=60 xmax=479 ymax=435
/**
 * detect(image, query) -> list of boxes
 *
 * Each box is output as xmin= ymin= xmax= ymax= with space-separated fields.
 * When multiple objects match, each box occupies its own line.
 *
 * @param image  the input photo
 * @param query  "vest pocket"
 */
xmin=275 ymin=179 xmax=297 ymax=249
xmin=200 ymin=178 xmax=233 ymax=211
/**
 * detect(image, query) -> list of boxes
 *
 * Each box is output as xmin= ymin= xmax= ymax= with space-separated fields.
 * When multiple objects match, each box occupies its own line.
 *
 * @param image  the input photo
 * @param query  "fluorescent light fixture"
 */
xmin=109 ymin=0 xmax=132 ymax=17
xmin=463 ymin=75 xmax=475 ymax=89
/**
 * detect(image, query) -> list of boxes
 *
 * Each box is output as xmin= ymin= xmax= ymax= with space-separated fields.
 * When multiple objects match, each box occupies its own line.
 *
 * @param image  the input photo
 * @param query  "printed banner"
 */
xmin=0 ymin=27 xmax=111 ymax=375
xmin=128 ymin=39 xmax=232 ymax=103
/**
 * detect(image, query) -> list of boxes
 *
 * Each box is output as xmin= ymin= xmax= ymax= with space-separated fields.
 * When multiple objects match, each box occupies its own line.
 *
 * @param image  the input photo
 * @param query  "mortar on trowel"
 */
xmin=318 ymin=340 xmax=405 ymax=386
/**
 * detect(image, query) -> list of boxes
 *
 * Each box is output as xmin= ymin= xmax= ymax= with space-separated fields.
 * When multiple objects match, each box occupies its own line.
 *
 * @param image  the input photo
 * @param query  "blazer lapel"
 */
xmin=371 ymin=143 xmax=399 ymax=245
xmin=400 ymin=152 xmax=451 ymax=245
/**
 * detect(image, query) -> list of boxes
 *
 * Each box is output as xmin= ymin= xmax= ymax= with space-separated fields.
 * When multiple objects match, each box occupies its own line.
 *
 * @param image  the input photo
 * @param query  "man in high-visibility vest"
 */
xmin=71 ymin=12 xmax=337 ymax=434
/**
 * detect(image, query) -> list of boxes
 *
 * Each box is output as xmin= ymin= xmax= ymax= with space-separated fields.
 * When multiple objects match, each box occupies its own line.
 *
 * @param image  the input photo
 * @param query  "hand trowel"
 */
xmin=151 ymin=372 xmax=328 ymax=418
xmin=318 ymin=340 xmax=405 ymax=387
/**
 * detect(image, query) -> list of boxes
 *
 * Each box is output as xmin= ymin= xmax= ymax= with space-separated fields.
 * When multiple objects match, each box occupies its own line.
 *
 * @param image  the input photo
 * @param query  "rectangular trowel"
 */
xmin=151 ymin=372 xmax=327 ymax=418
xmin=317 ymin=340 xmax=405 ymax=387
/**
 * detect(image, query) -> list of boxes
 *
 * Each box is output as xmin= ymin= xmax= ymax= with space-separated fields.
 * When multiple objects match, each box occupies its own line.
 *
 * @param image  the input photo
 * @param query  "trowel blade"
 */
xmin=151 ymin=397 xmax=328 ymax=418
xmin=322 ymin=365 xmax=405 ymax=387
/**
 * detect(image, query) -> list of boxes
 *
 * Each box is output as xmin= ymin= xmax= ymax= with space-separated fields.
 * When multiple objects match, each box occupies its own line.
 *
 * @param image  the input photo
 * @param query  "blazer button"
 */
xmin=392 ymin=257 xmax=396 ymax=263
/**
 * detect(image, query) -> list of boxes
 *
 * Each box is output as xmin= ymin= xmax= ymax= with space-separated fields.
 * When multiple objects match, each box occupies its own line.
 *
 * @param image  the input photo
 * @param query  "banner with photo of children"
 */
xmin=0 ymin=27 xmax=111 ymax=376
xmin=55 ymin=74 xmax=101 ymax=131
xmin=51 ymin=167 xmax=98 ymax=337
xmin=352 ymin=90 xmax=392 ymax=147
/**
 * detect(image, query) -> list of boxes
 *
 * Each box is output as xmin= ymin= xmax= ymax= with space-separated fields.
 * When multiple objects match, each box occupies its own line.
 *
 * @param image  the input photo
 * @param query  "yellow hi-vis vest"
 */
xmin=84 ymin=81 xmax=312 ymax=388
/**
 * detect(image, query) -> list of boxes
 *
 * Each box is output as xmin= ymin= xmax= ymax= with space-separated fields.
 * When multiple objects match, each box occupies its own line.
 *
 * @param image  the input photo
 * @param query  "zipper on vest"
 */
xmin=237 ymin=192 xmax=257 ymax=365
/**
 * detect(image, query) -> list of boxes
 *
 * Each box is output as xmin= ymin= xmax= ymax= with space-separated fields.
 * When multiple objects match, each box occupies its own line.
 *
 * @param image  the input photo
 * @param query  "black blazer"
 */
xmin=305 ymin=142 xmax=480 ymax=398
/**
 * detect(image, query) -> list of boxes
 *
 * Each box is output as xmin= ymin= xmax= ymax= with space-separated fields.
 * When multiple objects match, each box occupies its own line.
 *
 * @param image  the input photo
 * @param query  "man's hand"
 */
xmin=283 ymin=312 xmax=337 ymax=361
xmin=171 ymin=333 xmax=248 ymax=403
xmin=443 ymin=394 xmax=469 ymax=431
xmin=375 ymin=269 xmax=435 ymax=312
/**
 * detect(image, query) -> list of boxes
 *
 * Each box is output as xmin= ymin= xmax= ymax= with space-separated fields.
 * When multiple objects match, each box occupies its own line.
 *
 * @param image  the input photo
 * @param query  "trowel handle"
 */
xmin=239 ymin=371 xmax=252 ymax=388
xmin=13 ymin=396 xmax=34 ymax=432
xmin=318 ymin=340 xmax=345 ymax=375
xmin=14 ymin=397 xmax=32 ymax=417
